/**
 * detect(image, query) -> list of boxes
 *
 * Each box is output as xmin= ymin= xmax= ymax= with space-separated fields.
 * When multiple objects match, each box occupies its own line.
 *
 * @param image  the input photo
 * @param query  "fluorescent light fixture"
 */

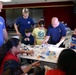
xmin=0 ymin=0 xmax=12 ymax=2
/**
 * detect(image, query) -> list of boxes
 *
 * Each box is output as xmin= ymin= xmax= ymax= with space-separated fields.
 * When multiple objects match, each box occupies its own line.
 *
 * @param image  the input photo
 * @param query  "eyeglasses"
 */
xmin=40 ymin=24 xmax=44 ymax=27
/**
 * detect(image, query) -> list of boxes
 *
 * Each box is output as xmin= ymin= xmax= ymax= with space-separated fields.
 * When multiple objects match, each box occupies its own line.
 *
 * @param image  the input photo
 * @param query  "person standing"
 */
xmin=14 ymin=8 xmax=35 ymax=37
xmin=42 ymin=17 xmax=66 ymax=47
xmin=0 ymin=1 xmax=8 ymax=47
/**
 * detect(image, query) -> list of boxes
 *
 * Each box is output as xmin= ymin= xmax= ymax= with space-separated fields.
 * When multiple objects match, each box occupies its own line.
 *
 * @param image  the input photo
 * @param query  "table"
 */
xmin=19 ymin=44 xmax=65 ymax=63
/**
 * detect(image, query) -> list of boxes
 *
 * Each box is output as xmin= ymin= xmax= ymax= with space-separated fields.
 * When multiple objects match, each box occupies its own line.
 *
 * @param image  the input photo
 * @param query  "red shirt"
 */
xmin=0 ymin=52 xmax=19 ymax=74
xmin=46 ymin=69 xmax=65 ymax=75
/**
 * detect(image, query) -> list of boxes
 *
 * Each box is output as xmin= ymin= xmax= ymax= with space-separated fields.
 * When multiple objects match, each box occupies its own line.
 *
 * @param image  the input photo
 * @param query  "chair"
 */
xmin=63 ymin=36 xmax=71 ymax=48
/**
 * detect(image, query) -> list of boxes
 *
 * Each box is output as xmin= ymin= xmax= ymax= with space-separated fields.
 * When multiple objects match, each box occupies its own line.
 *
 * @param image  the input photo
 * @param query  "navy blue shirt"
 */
xmin=16 ymin=17 xmax=35 ymax=36
xmin=70 ymin=34 xmax=76 ymax=49
xmin=22 ymin=34 xmax=34 ymax=45
xmin=47 ymin=22 xmax=66 ymax=44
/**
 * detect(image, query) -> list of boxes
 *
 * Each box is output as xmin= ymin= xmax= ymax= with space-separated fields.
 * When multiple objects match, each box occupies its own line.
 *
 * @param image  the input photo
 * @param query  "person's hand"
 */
xmin=27 ymin=38 xmax=30 ymax=41
xmin=41 ymin=41 xmax=44 ymax=44
xmin=70 ymin=43 xmax=74 ymax=46
xmin=55 ymin=43 xmax=61 ymax=47
xmin=41 ymin=41 xmax=47 ymax=44
xmin=27 ymin=50 xmax=34 ymax=54
xmin=16 ymin=31 xmax=21 ymax=36
xmin=24 ymin=38 xmax=30 ymax=41
xmin=31 ymin=61 xmax=40 ymax=67
xmin=24 ymin=38 xmax=27 ymax=41
xmin=21 ymin=50 xmax=34 ymax=55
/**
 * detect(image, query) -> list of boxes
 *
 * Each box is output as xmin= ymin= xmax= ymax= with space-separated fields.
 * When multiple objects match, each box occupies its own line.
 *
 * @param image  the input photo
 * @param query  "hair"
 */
xmin=33 ymin=66 xmax=45 ymax=75
xmin=57 ymin=49 xmax=76 ymax=75
xmin=25 ymin=28 xmax=32 ymax=33
xmin=41 ymin=17 xmax=44 ymax=19
xmin=0 ymin=38 xmax=20 ymax=67
xmin=38 ymin=20 xmax=45 ymax=26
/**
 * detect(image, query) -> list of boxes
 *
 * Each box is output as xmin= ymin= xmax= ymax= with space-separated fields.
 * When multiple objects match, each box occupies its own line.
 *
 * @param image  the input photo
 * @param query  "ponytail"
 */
xmin=0 ymin=38 xmax=20 ymax=67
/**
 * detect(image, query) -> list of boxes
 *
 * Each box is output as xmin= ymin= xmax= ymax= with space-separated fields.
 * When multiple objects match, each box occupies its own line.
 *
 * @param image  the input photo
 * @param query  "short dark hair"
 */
xmin=25 ymin=28 xmax=32 ymax=33
xmin=57 ymin=49 xmax=76 ymax=75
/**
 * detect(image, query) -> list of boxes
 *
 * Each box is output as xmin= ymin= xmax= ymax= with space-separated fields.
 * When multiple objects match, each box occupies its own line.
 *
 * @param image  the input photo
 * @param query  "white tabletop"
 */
xmin=19 ymin=44 xmax=65 ymax=63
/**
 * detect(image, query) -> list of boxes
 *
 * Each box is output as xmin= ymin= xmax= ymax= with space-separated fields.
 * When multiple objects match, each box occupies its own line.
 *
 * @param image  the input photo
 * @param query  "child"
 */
xmin=32 ymin=20 xmax=47 ymax=45
xmin=22 ymin=28 xmax=34 ymax=45
xmin=21 ymin=28 xmax=34 ymax=64
xmin=70 ymin=28 xmax=76 ymax=49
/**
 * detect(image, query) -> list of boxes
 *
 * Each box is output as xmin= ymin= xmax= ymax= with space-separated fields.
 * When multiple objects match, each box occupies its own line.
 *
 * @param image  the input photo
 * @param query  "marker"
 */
xmin=40 ymin=56 xmax=45 ymax=59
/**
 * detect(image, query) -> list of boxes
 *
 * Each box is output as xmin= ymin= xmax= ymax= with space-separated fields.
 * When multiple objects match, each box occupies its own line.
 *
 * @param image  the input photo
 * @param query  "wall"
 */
xmin=32 ymin=8 xmax=43 ymax=23
xmin=6 ymin=8 xmax=22 ymax=26
xmin=2 ymin=1 xmax=76 ymax=29
xmin=6 ymin=8 xmax=43 ymax=26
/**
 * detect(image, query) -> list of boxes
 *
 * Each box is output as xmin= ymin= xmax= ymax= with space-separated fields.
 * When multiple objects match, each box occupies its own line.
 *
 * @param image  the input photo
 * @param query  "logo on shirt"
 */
xmin=38 ymin=31 xmax=45 ymax=39
xmin=0 ymin=21 xmax=3 ymax=25
xmin=28 ymin=21 xmax=31 ymax=24
xmin=58 ymin=29 xmax=61 ymax=32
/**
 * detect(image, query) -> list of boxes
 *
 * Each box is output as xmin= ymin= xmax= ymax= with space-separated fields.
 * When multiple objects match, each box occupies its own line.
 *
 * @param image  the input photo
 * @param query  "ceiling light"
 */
xmin=0 ymin=0 xmax=12 ymax=2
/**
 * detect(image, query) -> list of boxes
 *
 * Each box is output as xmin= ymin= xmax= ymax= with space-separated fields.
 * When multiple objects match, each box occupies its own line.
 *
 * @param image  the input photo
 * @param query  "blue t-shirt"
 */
xmin=0 ymin=16 xmax=6 ymax=47
xmin=16 ymin=17 xmax=35 ymax=36
xmin=22 ymin=34 xmax=34 ymax=45
xmin=70 ymin=34 xmax=76 ymax=49
xmin=47 ymin=22 xmax=66 ymax=44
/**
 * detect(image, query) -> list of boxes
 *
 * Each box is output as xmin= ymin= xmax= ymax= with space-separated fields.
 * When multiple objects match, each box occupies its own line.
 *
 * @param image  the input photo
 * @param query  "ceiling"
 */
xmin=2 ymin=0 xmax=73 ymax=5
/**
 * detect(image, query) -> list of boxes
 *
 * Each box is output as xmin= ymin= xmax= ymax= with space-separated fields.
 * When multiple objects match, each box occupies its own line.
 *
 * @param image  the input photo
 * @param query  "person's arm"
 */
xmin=14 ymin=23 xmax=21 ymax=36
xmin=2 ymin=17 xmax=8 ymax=42
xmin=55 ymin=36 xmax=65 ymax=47
xmin=32 ymin=36 xmax=37 ymax=45
xmin=42 ymin=27 xmax=51 ymax=44
xmin=32 ymin=29 xmax=37 ymax=45
xmin=21 ymin=61 xmax=40 ymax=75
xmin=70 ymin=42 xmax=76 ymax=46
xmin=59 ymin=37 xmax=65 ymax=42
xmin=31 ymin=18 xmax=35 ymax=29
xmin=42 ymin=36 xmax=50 ymax=44
xmin=24 ymin=38 xmax=29 ymax=41
xmin=34 ymin=38 xmax=37 ymax=45
xmin=3 ymin=29 xmax=8 ymax=42
xmin=55 ymin=23 xmax=66 ymax=47
xmin=18 ymin=49 xmax=34 ymax=55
